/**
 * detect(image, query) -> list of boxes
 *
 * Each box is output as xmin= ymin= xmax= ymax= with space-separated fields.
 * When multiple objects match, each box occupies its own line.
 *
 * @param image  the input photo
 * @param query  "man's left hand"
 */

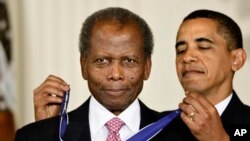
xmin=179 ymin=92 xmax=229 ymax=141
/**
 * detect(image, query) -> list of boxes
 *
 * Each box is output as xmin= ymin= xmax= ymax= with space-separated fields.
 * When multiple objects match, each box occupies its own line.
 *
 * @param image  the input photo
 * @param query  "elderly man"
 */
xmin=15 ymin=7 xmax=165 ymax=141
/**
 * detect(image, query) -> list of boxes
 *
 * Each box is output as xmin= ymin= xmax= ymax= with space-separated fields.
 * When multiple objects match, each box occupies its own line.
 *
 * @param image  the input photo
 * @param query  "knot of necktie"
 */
xmin=105 ymin=117 xmax=125 ymax=141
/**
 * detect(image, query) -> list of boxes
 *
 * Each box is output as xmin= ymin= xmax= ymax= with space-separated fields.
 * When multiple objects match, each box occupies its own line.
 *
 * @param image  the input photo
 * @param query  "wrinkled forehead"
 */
xmin=90 ymin=20 xmax=143 ymax=49
xmin=177 ymin=18 xmax=220 ymax=38
xmin=181 ymin=18 xmax=218 ymax=31
xmin=91 ymin=20 xmax=143 ymax=46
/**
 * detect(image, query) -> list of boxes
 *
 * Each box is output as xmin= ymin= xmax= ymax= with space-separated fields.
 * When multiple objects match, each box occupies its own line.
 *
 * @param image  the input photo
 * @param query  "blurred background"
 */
xmin=0 ymin=0 xmax=249 ymax=140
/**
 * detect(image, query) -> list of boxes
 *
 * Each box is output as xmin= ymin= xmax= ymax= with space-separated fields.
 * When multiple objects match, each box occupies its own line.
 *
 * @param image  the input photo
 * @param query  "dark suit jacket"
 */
xmin=15 ymin=91 xmax=250 ymax=141
xmin=153 ymin=91 xmax=250 ymax=141
xmin=15 ymin=98 xmax=161 ymax=141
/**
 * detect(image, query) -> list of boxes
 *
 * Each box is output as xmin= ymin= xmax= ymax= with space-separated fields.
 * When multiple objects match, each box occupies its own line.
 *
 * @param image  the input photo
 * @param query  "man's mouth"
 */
xmin=183 ymin=69 xmax=204 ymax=77
xmin=103 ymin=89 xmax=128 ymax=96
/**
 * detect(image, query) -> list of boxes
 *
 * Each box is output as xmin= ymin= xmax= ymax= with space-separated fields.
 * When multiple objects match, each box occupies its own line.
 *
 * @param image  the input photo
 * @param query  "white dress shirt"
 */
xmin=215 ymin=93 xmax=233 ymax=116
xmin=89 ymin=96 xmax=141 ymax=141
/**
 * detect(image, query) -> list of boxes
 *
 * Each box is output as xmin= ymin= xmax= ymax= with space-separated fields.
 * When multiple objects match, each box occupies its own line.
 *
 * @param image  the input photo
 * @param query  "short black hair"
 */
xmin=183 ymin=9 xmax=243 ymax=50
xmin=79 ymin=7 xmax=154 ymax=58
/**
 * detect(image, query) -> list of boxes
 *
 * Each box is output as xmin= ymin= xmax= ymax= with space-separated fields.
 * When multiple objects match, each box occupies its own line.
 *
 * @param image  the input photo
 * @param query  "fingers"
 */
xmin=33 ymin=75 xmax=70 ymax=108
xmin=34 ymin=75 xmax=69 ymax=98
xmin=179 ymin=100 xmax=198 ymax=130
xmin=180 ymin=93 xmax=213 ymax=126
xmin=179 ymin=92 xmax=223 ymax=140
xmin=33 ymin=75 xmax=70 ymax=120
xmin=35 ymin=93 xmax=63 ymax=107
xmin=180 ymin=93 xmax=215 ymax=116
xmin=34 ymin=75 xmax=69 ymax=102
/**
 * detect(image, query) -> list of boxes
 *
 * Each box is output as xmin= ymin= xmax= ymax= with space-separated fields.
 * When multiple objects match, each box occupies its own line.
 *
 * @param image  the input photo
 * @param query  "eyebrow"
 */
xmin=175 ymin=41 xmax=185 ymax=49
xmin=195 ymin=37 xmax=214 ymax=44
xmin=175 ymin=37 xmax=214 ymax=49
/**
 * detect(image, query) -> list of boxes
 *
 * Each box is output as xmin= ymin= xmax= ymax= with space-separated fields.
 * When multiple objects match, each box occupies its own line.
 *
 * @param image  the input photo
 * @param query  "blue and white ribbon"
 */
xmin=59 ymin=91 xmax=70 ymax=141
xmin=127 ymin=109 xmax=180 ymax=141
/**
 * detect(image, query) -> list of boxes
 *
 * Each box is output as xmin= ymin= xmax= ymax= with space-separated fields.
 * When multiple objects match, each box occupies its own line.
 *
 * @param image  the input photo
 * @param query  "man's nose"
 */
xmin=182 ymin=49 xmax=198 ymax=63
xmin=107 ymin=62 xmax=124 ymax=81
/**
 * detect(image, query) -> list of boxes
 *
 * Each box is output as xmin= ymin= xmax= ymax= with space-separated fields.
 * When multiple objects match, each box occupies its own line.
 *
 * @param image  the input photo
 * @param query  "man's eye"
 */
xmin=176 ymin=49 xmax=186 ymax=54
xmin=95 ymin=58 xmax=108 ymax=65
xmin=124 ymin=58 xmax=137 ymax=67
xmin=126 ymin=58 xmax=135 ymax=63
xmin=176 ymin=46 xmax=187 ymax=55
xmin=199 ymin=46 xmax=211 ymax=49
xmin=97 ymin=58 xmax=105 ymax=62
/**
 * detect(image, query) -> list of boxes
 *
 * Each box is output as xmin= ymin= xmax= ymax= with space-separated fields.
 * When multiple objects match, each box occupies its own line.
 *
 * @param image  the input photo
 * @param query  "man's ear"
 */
xmin=144 ymin=57 xmax=152 ymax=80
xmin=80 ymin=55 xmax=88 ymax=80
xmin=231 ymin=48 xmax=247 ymax=72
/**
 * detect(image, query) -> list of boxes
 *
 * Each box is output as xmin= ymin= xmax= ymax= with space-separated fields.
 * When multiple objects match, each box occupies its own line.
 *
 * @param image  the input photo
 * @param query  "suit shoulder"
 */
xmin=15 ymin=116 xmax=60 ymax=141
xmin=20 ymin=115 xmax=59 ymax=130
xmin=242 ymin=104 xmax=250 ymax=118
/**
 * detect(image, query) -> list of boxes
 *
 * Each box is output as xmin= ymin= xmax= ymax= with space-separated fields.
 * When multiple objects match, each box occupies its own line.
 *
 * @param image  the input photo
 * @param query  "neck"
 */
xmin=111 ymin=110 xmax=121 ymax=116
xmin=202 ymin=86 xmax=233 ymax=105
xmin=186 ymin=81 xmax=233 ymax=105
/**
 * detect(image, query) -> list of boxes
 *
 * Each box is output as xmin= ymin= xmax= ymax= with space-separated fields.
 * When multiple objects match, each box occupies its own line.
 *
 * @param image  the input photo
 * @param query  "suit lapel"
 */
xmin=138 ymin=100 xmax=160 ymax=129
xmin=221 ymin=90 xmax=248 ymax=125
xmin=63 ymin=98 xmax=91 ymax=141
xmin=63 ymin=122 xmax=91 ymax=141
xmin=63 ymin=99 xmax=161 ymax=140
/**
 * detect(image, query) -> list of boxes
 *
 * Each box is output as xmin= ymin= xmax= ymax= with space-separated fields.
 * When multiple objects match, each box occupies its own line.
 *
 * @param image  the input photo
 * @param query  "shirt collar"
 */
xmin=118 ymin=98 xmax=140 ymax=133
xmin=89 ymin=96 xmax=140 ymax=136
xmin=215 ymin=93 xmax=233 ymax=116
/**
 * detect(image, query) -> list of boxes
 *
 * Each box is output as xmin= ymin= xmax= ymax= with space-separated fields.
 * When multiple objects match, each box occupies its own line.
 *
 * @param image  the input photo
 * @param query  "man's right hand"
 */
xmin=33 ymin=75 xmax=70 ymax=121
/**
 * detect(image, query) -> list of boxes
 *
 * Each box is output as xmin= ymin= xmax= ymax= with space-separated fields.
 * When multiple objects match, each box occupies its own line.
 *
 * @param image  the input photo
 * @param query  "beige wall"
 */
xmin=7 ymin=0 xmax=250 ymax=128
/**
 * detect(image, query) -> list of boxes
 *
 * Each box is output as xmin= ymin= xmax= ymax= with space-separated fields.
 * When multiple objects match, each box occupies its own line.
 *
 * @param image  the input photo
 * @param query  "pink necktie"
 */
xmin=105 ymin=117 xmax=125 ymax=141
